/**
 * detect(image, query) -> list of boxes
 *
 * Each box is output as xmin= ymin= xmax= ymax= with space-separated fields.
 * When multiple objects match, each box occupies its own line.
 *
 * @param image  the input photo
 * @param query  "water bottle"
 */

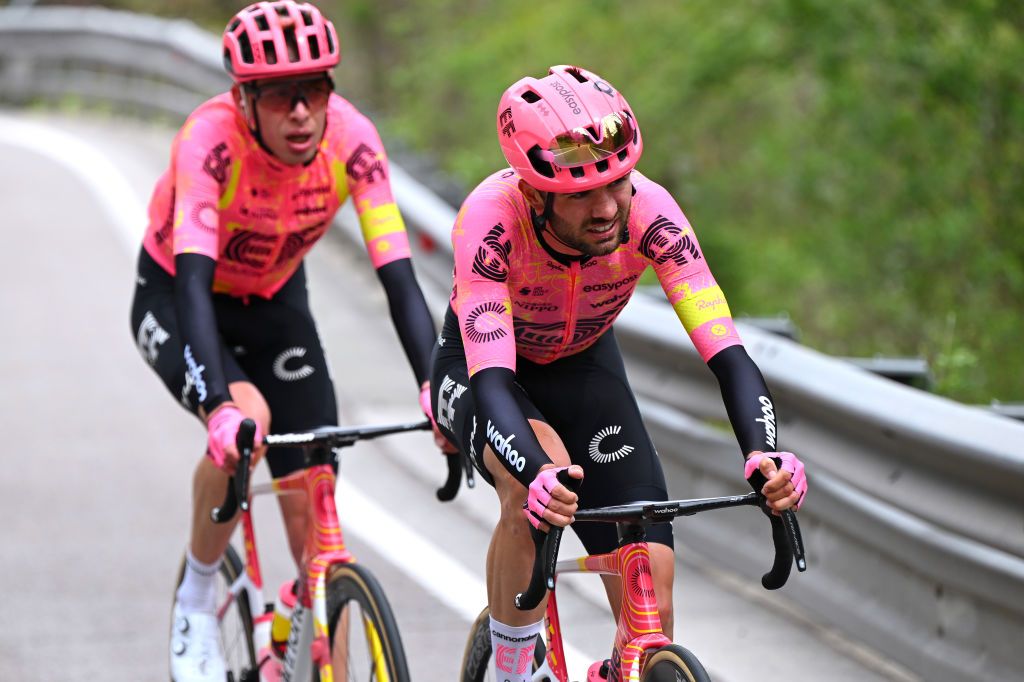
xmin=253 ymin=606 xmax=274 ymax=657
xmin=270 ymin=579 xmax=298 ymax=659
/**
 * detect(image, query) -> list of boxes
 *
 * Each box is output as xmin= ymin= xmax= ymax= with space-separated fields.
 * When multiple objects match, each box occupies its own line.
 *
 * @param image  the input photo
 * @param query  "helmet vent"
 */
xmin=566 ymin=67 xmax=588 ymax=84
xmin=527 ymin=146 xmax=556 ymax=179
xmin=521 ymin=90 xmax=541 ymax=103
xmin=570 ymin=166 xmax=586 ymax=178
xmin=617 ymin=148 xmax=629 ymax=162
xmin=301 ymin=9 xmax=314 ymax=26
xmin=264 ymin=40 xmax=278 ymax=65
xmin=326 ymin=30 xmax=336 ymax=55
xmin=595 ymin=159 xmax=609 ymax=173
xmin=255 ymin=14 xmax=270 ymax=31
xmin=227 ymin=18 xmax=241 ymax=32
xmin=238 ymin=32 xmax=254 ymax=64
xmin=308 ymin=36 xmax=321 ymax=60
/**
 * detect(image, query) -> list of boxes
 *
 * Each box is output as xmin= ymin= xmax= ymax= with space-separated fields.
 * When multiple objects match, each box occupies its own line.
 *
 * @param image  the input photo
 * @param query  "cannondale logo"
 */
xmin=464 ymin=302 xmax=509 ymax=344
xmin=588 ymin=425 xmax=635 ymax=464
xmin=272 ymin=347 xmax=315 ymax=382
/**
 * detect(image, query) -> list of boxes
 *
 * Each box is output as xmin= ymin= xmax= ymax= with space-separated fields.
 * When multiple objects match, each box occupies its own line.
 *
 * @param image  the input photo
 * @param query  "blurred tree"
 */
xmin=57 ymin=0 xmax=1023 ymax=403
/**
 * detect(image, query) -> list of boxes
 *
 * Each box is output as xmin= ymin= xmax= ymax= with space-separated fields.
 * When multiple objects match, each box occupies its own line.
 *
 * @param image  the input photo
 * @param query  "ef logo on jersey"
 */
xmin=437 ymin=375 xmax=467 ymax=431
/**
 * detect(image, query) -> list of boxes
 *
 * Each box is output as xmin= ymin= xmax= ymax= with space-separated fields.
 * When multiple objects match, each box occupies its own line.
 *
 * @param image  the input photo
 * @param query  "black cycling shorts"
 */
xmin=430 ymin=306 xmax=673 ymax=555
xmin=130 ymin=247 xmax=338 ymax=478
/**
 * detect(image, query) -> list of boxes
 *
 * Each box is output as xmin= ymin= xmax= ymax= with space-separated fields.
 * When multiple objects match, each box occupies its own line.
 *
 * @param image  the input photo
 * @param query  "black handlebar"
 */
xmin=436 ymin=449 xmax=477 ymax=501
xmin=436 ymin=452 xmax=462 ymax=501
xmin=514 ymin=470 xmax=581 ymax=610
xmin=211 ymin=418 xmax=432 ymax=523
xmin=211 ymin=418 xmax=256 ymax=523
xmin=514 ymin=484 xmax=807 ymax=610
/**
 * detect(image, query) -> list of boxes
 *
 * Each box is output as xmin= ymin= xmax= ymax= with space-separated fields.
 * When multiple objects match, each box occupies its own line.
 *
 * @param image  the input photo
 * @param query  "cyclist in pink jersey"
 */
xmin=129 ymin=3 xmax=448 ymax=680
xmin=429 ymin=65 xmax=808 ymax=681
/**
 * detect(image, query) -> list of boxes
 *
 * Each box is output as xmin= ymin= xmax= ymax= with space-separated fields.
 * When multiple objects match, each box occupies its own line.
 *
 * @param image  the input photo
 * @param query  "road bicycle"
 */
xmin=459 ymin=471 xmax=806 ymax=682
xmin=172 ymin=417 xmax=443 ymax=682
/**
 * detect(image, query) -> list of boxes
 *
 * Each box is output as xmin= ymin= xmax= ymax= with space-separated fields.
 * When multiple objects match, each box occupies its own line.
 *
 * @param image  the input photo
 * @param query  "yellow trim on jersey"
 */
xmin=218 ymin=159 xmax=243 ymax=210
xmin=672 ymin=284 xmax=732 ymax=333
xmin=358 ymin=202 xmax=406 ymax=242
xmin=331 ymin=159 xmax=351 ymax=205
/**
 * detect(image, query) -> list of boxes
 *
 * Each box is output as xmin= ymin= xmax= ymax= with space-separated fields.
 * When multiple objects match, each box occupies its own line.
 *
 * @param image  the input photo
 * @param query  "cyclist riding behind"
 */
xmin=429 ymin=65 xmax=808 ymax=682
xmin=129 ymin=3 xmax=447 ymax=680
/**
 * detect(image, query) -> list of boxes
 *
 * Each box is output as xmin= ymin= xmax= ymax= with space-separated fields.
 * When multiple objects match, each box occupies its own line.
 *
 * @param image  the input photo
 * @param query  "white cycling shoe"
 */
xmin=170 ymin=602 xmax=226 ymax=682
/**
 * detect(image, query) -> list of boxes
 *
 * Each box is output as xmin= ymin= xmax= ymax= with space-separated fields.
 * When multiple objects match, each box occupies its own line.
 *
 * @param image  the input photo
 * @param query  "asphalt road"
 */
xmin=0 ymin=109 xmax=918 ymax=682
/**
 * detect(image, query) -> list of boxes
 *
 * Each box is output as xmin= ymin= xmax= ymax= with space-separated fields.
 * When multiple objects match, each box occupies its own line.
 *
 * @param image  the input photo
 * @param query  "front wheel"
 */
xmin=641 ymin=644 xmax=711 ymax=682
xmin=326 ymin=562 xmax=410 ymax=682
xmin=460 ymin=606 xmax=546 ymax=682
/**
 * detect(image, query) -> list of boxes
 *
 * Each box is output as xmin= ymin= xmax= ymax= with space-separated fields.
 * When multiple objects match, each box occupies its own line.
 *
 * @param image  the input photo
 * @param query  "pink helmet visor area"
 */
xmin=223 ymin=1 xmax=340 ymax=83
xmin=497 ymin=65 xmax=643 ymax=193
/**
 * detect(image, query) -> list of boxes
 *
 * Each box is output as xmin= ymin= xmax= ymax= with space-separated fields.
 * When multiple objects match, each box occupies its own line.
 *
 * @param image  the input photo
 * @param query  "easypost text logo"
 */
xmin=486 ymin=420 xmax=525 ymax=473
xmin=756 ymin=395 xmax=777 ymax=450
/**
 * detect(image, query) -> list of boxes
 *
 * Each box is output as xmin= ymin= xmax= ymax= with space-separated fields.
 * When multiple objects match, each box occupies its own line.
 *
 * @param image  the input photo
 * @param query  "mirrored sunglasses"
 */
xmin=538 ymin=111 xmax=636 ymax=168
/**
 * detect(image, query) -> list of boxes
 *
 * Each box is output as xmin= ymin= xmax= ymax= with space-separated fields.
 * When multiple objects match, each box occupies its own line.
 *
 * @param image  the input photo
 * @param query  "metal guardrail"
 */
xmin=3 ymin=7 xmax=1022 ymax=681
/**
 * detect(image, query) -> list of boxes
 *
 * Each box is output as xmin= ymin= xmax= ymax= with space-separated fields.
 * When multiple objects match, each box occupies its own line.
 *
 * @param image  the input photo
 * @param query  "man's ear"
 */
xmin=518 ymin=179 xmax=546 ymax=214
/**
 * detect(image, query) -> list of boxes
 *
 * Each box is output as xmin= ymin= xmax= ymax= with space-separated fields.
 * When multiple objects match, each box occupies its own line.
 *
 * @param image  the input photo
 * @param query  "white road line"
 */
xmin=0 ymin=113 xmax=146 ymax=253
xmin=8 ymin=112 xmax=597 ymax=679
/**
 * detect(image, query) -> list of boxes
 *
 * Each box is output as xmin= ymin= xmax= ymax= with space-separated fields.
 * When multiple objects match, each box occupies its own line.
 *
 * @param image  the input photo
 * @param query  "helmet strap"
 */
xmin=530 ymin=191 xmax=555 ymax=234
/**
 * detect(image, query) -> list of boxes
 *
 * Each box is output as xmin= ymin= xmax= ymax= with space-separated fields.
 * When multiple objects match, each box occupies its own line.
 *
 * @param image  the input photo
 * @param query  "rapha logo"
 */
xmin=588 ymin=425 xmax=635 ymax=464
xmin=755 ymin=395 xmax=777 ymax=450
xmin=273 ymin=347 xmax=315 ymax=382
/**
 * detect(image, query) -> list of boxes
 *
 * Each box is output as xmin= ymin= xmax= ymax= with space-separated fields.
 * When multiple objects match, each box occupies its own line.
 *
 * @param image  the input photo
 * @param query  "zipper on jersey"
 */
xmin=554 ymin=261 xmax=580 ymax=359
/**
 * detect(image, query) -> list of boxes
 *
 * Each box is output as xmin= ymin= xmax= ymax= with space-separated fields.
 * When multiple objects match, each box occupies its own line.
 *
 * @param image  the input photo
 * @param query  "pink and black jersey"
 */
xmin=142 ymin=92 xmax=411 ymax=298
xmin=450 ymin=169 xmax=743 ymax=375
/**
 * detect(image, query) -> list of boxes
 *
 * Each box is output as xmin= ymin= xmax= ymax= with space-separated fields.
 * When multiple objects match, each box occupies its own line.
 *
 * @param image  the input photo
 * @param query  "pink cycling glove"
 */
xmin=523 ymin=467 xmax=569 ymax=529
xmin=744 ymin=451 xmax=808 ymax=509
xmin=419 ymin=382 xmax=435 ymax=427
xmin=206 ymin=404 xmax=262 ymax=470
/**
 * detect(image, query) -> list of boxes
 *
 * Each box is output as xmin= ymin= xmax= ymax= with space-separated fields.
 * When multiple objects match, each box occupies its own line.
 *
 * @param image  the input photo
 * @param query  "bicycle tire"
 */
xmin=641 ymin=643 xmax=712 ymax=682
xmin=171 ymin=544 xmax=257 ymax=682
xmin=325 ymin=562 xmax=410 ymax=682
xmin=460 ymin=606 xmax=547 ymax=682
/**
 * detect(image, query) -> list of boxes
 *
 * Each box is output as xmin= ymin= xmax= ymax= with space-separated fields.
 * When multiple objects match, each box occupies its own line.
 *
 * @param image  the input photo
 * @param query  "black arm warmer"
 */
xmin=174 ymin=253 xmax=231 ymax=413
xmin=706 ymin=345 xmax=779 ymax=457
xmin=469 ymin=367 xmax=552 ymax=486
xmin=375 ymin=258 xmax=437 ymax=386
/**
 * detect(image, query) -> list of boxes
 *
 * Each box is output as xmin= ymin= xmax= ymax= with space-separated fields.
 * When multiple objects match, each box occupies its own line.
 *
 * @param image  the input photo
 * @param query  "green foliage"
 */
xmin=67 ymin=0 xmax=1023 ymax=402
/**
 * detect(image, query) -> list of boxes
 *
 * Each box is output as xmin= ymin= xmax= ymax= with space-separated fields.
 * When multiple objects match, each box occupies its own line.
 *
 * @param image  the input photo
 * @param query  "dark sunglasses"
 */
xmin=247 ymin=77 xmax=333 ymax=113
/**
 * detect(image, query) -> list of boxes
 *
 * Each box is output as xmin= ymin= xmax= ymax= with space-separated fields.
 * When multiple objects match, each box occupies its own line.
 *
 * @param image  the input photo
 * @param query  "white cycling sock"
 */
xmin=175 ymin=548 xmax=221 ymax=614
xmin=490 ymin=616 xmax=542 ymax=682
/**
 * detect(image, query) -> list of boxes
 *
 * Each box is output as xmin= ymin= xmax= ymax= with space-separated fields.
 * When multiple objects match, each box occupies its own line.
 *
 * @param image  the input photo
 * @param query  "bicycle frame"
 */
xmin=223 ymin=452 xmax=356 ymax=682
xmin=535 ymin=538 xmax=671 ymax=682
xmin=514 ymin=483 xmax=806 ymax=682
xmin=212 ymin=418 xmax=431 ymax=682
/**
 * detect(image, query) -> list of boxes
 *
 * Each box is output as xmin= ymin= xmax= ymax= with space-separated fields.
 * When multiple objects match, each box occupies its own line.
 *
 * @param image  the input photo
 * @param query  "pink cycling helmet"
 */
xmin=497 ymin=65 xmax=643 ymax=193
xmin=223 ymin=1 xmax=340 ymax=83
